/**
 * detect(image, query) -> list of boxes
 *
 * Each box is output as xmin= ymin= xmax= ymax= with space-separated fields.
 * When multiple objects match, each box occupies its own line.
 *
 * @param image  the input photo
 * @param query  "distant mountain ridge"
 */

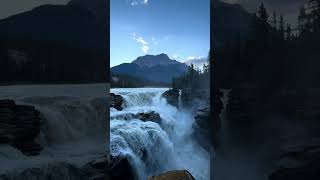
xmin=111 ymin=54 xmax=188 ymax=83
xmin=132 ymin=53 xmax=181 ymax=68
xmin=0 ymin=0 xmax=108 ymax=83
xmin=0 ymin=0 xmax=108 ymax=50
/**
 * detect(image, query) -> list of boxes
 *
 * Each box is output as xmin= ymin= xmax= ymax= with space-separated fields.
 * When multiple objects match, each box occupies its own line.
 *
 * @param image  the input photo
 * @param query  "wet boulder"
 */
xmin=137 ymin=111 xmax=161 ymax=123
xmin=162 ymin=89 xmax=180 ymax=107
xmin=148 ymin=170 xmax=195 ymax=180
xmin=111 ymin=111 xmax=161 ymax=123
xmin=110 ymin=93 xmax=124 ymax=111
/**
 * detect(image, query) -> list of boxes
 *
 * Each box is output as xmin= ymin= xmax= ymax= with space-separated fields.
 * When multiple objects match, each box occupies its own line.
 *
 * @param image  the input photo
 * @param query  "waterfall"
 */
xmin=0 ymin=84 xmax=108 ymax=177
xmin=110 ymin=88 xmax=209 ymax=180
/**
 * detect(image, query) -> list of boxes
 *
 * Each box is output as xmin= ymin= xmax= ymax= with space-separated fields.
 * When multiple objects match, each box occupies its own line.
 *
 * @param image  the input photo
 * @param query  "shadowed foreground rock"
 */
xmin=110 ymin=93 xmax=124 ymax=111
xmin=269 ymin=140 xmax=320 ymax=180
xmin=0 ymin=99 xmax=43 ymax=156
xmin=0 ymin=154 xmax=137 ymax=180
xmin=148 ymin=170 xmax=195 ymax=180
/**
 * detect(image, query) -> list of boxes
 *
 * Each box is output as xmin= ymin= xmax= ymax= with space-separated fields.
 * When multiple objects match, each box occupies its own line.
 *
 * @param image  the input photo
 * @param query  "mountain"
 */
xmin=0 ymin=0 xmax=108 ymax=83
xmin=111 ymin=54 xmax=188 ymax=83
xmin=132 ymin=53 xmax=181 ymax=68
xmin=213 ymin=0 xmax=252 ymax=48
xmin=0 ymin=0 xmax=107 ymax=50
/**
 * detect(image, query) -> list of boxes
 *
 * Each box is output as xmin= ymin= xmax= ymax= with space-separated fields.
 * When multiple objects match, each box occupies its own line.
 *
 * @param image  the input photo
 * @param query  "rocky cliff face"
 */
xmin=161 ymin=89 xmax=180 ymax=107
xmin=0 ymin=99 xmax=42 ymax=156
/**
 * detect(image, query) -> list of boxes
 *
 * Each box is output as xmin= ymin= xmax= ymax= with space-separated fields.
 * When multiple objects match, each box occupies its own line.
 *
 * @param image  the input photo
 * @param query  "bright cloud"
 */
xmin=187 ymin=56 xmax=196 ymax=60
xmin=132 ymin=33 xmax=150 ymax=54
xmin=130 ymin=0 xmax=149 ymax=6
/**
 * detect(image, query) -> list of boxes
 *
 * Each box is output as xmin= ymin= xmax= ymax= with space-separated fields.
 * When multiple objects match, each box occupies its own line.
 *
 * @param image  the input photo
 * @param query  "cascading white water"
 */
xmin=110 ymin=88 xmax=209 ymax=180
xmin=0 ymin=84 xmax=108 ymax=177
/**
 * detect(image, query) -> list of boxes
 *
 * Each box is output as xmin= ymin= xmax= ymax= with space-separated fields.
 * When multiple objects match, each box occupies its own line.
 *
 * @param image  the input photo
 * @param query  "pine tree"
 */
xmin=279 ymin=14 xmax=285 ymax=39
xmin=257 ymin=2 xmax=269 ymax=23
xmin=272 ymin=10 xmax=277 ymax=28
xmin=309 ymin=0 xmax=320 ymax=32
xmin=286 ymin=23 xmax=292 ymax=40
xmin=298 ymin=6 xmax=307 ymax=35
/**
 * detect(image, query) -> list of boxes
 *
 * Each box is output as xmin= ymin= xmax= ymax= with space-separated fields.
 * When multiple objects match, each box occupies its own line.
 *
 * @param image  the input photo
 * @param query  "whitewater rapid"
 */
xmin=0 ymin=84 xmax=108 ymax=174
xmin=110 ymin=88 xmax=209 ymax=180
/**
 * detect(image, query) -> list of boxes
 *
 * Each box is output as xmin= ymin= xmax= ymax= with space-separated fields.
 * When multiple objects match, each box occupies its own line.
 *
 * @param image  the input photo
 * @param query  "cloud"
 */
xmin=170 ymin=54 xmax=179 ymax=59
xmin=132 ymin=33 xmax=150 ymax=54
xmin=173 ymin=54 xmax=179 ymax=59
xmin=130 ymin=0 xmax=149 ymax=6
xmin=187 ymin=56 xmax=196 ymax=60
xmin=142 ymin=45 xmax=149 ymax=54
xmin=151 ymin=37 xmax=159 ymax=45
xmin=131 ymin=1 xmax=139 ymax=6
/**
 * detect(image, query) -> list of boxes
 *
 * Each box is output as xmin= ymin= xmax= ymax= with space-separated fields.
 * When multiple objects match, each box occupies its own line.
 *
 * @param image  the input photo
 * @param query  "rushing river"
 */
xmin=110 ymin=88 xmax=209 ymax=180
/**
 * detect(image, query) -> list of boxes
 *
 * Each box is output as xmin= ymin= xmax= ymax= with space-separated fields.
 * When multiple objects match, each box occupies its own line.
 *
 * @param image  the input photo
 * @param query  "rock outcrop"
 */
xmin=148 ymin=170 xmax=195 ymax=180
xmin=162 ymin=89 xmax=180 ymax=107
xmin=107 ymin=155 xmax=137 ymax=180
xmin=269 ymin=140 xmax=320 ymax=180
xmin=181 ymin=88 xmax=209 ymax=108
xmin=110 ymin=93 xmax=123 ymax=111
xmin=0 ymin=99 xmax=43 ymax=156
xmin=110 ymin=111 xmax=161 ymax=123
xmin=137 ymin=111 xmax=161 ymax=123
xmin=192 ymin=104 xmax=211 ymax=151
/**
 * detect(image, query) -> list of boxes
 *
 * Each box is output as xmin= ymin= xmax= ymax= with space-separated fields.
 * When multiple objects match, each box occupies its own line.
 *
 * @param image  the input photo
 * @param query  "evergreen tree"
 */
xmin=298 ymin=6 xmax=307 ymax=36
xmin=286 ymin=23 xmax=292 ymax=40
xmin=279 ymin=14 xmax=285 ymax=39
xmin=257 ymin=2 xmax=269 ymax=23
xmin=272 ymin=10 xmax=277 ymax=28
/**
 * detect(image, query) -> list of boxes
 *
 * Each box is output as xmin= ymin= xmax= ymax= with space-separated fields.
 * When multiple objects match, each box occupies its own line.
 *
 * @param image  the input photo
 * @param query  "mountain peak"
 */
xmin=132 ymin=53 xmax=179 ymax=68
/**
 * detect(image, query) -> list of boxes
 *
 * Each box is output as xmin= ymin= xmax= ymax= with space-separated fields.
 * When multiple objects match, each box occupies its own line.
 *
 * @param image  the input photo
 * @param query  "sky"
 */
xmin=0 ymin=0 xmax=70 ymax=20
xmin=111 ymin=0 xmax=210 ymax=67
xmin=222 ymin=0 xmax=307 ymax=26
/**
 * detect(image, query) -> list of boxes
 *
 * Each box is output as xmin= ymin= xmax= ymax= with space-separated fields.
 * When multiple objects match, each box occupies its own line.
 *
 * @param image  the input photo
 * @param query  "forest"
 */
xmin=172 ymin=53 xmax=210 ymax=90
xmin=215 ymin=0 xmax=320 ymax=91
xmin=0 ymin=38 xmax=107 ymax=84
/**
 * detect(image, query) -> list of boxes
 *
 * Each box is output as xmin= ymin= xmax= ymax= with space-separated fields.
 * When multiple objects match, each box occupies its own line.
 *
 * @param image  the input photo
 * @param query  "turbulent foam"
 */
xmin=110 ymin=88 xmax=209 ymax=180
xmin=0 ymin=84 xmax=108 ymax=176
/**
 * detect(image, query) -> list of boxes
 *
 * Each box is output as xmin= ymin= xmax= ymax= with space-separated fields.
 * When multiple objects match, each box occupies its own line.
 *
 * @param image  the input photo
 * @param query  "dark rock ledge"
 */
xmin=0 ymin=99 xmax=43 ymax=156
xmin=110 ymin=93 xmax=124 ymax=111
xmin=0 ymin=154 xmax=138 ymax=180
xmin=162 ymin=88 xmax=180 ymax=107
xmin=111 ymin=111 xmax=161 ymax=123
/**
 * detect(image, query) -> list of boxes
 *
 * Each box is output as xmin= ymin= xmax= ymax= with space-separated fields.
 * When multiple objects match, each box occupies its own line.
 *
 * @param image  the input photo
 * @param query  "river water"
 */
xmin=110 ymin=88 xmax=209 ymax=180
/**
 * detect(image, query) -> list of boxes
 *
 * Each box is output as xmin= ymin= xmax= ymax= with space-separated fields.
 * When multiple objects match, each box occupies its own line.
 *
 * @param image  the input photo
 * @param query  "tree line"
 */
xmin=171 ymin=52 xmax=210 ymax=90
xmin=215 ymin=0 xmax=320 ymax=91
xmin=0 ymin=38 xmax=107 ymax=84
